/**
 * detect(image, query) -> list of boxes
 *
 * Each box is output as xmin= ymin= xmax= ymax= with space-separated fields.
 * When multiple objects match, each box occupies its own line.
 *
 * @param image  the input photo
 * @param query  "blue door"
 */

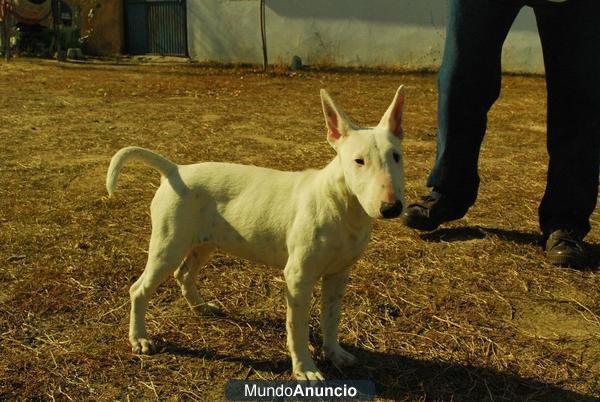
xmin=125 ymin=0 xmax=187 ymax=56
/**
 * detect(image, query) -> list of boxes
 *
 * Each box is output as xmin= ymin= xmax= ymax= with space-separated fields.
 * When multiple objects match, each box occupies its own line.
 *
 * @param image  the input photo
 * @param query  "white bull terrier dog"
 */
xmin=106 ymin=86 xmax=407 ymax=380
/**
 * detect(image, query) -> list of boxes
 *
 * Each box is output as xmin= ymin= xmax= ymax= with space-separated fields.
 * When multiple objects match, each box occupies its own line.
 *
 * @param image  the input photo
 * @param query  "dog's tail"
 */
xmin=106 ymin=146 xmax=177 ymax=197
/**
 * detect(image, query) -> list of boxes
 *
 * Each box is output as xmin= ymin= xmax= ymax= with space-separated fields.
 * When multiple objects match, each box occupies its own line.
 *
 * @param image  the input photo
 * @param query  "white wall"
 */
xmin=187 ymin=0 xmax=545 ymax=73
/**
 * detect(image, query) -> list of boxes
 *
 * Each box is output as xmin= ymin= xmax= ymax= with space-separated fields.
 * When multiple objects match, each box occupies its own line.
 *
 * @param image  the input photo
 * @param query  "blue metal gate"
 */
xmin=125 ymin=0 xmax=187 ymax=56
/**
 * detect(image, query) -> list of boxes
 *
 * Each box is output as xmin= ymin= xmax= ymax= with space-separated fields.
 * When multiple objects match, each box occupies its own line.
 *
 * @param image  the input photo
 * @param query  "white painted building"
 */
xmin=187 ymin=0 xmax=546 ymax=73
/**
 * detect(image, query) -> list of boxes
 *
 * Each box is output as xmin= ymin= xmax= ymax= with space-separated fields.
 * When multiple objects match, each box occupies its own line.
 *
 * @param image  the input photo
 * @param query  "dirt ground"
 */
xmin=1 ymin=59 xmax=599 ymax=401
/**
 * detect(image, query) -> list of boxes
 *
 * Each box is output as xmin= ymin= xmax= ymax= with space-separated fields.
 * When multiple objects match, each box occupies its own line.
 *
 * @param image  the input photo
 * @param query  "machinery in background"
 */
xmin=1 ymin=0 xmax=80 ymax=60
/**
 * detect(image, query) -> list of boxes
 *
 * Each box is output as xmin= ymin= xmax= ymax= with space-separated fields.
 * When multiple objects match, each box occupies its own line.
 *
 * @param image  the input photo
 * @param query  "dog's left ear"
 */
xmin=320 ymin=89 xmax=355 ymax=148
xmin=378 ymin=85 xmax=406 ymax=139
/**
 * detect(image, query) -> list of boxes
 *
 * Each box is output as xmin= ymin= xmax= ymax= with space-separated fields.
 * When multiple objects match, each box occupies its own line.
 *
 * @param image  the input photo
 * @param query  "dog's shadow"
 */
xmin=335 ymin=347 xmax=597 ymax=401
xmin=164 ymin=340 xmax=595 ymax=401
xmin=163 ymin=314 xmax=290 ymax=374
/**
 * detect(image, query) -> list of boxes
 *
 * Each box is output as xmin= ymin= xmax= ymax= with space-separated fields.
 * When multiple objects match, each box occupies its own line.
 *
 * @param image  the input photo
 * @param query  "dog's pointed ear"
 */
xmin=320 ymin=89 xmax=354 ymax=148
xmin=378 ymin=85 xmax=406 ymax=139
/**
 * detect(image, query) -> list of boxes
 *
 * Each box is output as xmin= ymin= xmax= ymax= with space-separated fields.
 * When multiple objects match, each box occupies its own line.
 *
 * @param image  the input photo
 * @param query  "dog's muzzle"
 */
xmin=380 ymin=200 xmax=403 ymax=219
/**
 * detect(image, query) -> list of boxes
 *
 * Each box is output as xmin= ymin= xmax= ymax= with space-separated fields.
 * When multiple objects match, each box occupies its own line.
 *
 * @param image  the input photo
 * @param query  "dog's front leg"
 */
xmin=321 ymin=268 xmax=357 ymax=368
xmin=284 ymin=260 xmax=324 ymax=381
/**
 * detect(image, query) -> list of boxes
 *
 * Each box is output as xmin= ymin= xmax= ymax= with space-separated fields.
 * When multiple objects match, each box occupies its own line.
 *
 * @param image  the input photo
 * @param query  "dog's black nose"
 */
xmin=380 ymin=200 xmax=403 ymax=219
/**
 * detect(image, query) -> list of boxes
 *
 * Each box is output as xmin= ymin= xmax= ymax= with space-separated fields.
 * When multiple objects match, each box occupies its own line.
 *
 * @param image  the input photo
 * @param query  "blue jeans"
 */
xmin=427 ymin=0 xmax=600 ymax=236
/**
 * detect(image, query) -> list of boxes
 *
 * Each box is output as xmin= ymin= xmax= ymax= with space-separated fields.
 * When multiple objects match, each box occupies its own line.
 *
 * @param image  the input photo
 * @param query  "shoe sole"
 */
xmin=547 ymin=253 xmax=585 ymax=268
xmin=402 ymin=213 xmax=442 ymax=231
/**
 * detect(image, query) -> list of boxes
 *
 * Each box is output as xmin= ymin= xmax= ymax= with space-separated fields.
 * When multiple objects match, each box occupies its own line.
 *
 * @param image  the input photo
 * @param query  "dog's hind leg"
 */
xmin=174 ymin=244 xmax=221 ymax=316
xmin=128 ymin=231 xmax=190 ymax=355
xmin=321 ymin=268 xmax=356 ymax=368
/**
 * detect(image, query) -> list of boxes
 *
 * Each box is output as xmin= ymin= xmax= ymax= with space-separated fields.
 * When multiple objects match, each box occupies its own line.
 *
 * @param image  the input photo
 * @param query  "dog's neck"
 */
xmin=317 ymin=156 xmax=373 ymax=232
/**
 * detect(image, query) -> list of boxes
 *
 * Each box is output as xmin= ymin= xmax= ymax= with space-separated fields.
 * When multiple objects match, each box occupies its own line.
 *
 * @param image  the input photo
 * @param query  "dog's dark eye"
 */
xmin=354 ymin=158 xmax=365 ymax=166
xmin=392 ymin=152 xmax=400 ymax=163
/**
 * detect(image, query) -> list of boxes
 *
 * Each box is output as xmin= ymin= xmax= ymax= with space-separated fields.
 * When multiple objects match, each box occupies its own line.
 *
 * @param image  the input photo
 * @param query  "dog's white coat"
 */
xmin=106 ymin=87 xmax=407 ymax=380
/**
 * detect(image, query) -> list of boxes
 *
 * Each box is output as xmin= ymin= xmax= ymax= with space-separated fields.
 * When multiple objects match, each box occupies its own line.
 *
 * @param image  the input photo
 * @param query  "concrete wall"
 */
xmin=188 ymin=0 xmax=546 ymax=73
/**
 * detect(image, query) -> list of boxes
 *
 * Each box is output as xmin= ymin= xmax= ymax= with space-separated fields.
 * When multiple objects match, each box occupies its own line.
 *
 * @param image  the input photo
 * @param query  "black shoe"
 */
xmin=545 ymin=229 xmax=585 ymax=268
xmin=402 ymin=192 xmax=469 ymax=231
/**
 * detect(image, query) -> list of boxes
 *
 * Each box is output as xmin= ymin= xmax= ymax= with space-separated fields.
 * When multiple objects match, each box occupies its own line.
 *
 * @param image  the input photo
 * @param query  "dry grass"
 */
xmin=1 ymin=58 xmax=599 ymax=401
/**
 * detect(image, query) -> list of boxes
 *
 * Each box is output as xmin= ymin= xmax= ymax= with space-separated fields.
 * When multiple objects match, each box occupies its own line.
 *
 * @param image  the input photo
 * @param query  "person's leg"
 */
xmin=404 ymin=0 xmax=522 ymax=230
xmin=427 ymin=0 xmax=522 ymax=204
xmin=534 ymin=0 xmax=600 ymax=241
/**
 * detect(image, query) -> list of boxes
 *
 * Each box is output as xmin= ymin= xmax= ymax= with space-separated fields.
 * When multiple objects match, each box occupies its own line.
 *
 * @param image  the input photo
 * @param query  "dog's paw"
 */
xmin=325 ymin=345 xmax=357 ymax=368
xmin=293 ymin=359 xmax=325 ymax=381
xmin=192 ymin=302 xmax=223 ymax=317
xmin=130 ymin=337 xmax=156 ymax=355
xmin=294 ymin=370 xmax=325 ymax=381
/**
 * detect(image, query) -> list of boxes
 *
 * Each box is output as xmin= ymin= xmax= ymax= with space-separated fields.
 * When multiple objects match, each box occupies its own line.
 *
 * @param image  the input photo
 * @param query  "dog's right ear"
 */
xmin=320 ymin=89 xmax=354 ymax=148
